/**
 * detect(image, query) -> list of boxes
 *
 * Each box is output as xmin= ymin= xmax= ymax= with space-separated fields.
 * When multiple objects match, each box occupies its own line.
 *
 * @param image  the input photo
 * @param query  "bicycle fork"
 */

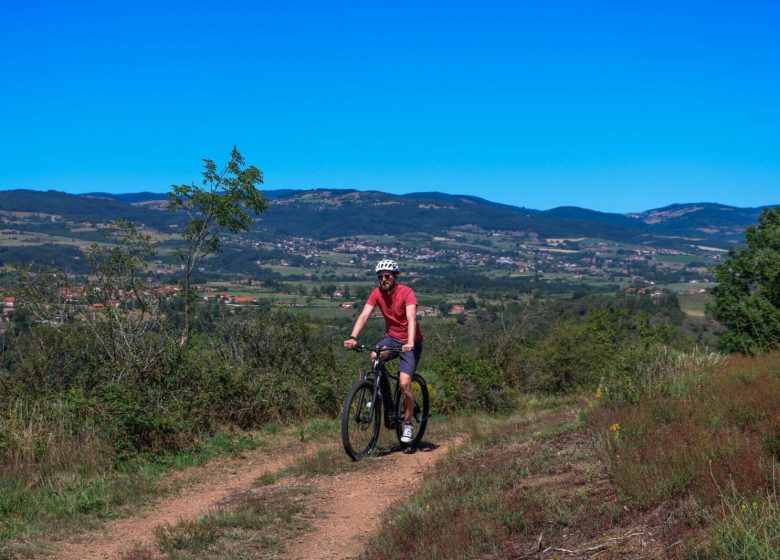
xmin=359 ymin=369 xmax=397 ymax=429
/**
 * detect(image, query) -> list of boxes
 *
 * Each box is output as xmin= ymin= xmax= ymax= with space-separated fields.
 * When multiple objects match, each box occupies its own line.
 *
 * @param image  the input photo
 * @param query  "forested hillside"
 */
xmin=0 ymin=188 xmax=772 ymax=247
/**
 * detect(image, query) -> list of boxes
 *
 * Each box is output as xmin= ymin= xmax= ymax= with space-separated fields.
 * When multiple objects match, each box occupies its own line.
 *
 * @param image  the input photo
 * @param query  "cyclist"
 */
xmin=344 ymin=259 xmax=423 ymax=444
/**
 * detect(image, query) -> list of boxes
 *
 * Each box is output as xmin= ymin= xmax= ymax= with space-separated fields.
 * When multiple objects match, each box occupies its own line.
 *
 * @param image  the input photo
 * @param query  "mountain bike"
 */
xmin=341 ymin=344 xmax=430 ymax=461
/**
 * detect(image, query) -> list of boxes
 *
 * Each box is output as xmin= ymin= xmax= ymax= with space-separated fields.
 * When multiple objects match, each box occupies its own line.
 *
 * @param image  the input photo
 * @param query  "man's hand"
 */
xmin=402 ymin=342 xmax=413 ymax=352
xmin=344 ymin=338 xmax=358 ymax=349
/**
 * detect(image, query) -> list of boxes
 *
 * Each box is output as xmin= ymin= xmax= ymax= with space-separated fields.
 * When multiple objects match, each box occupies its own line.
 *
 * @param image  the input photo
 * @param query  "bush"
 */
xmin=422 ymin=325 xmax=518 ymax=413
xmin=519 ymin=307 xmax=686 ymax=396
xmin=0 ymin=299 xmax=343 ymax=465
xmin=709 ymin=206 xmax=780 ymax=355
xmin=208 ymin=308 xmax=343 ymax=426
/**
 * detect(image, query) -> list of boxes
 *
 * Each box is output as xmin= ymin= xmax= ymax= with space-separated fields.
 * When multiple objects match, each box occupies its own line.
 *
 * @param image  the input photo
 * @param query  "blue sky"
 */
xmin=1 ymin=0 xmax=778 ymax=213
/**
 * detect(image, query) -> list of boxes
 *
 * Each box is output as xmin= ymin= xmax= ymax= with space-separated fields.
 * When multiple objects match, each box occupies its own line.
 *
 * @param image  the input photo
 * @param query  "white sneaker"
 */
xmin=401 ymin=423 xmax=414 ymax=444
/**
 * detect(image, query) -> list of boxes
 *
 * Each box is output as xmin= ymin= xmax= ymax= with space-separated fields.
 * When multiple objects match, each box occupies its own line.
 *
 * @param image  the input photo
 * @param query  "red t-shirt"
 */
xmin=367 ymin=284 xmax=423 ymax=343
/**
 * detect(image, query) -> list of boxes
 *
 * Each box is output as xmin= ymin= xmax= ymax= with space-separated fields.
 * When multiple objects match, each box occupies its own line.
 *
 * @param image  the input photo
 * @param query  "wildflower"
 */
xmin=610 ymin=423 xmax=620 ymax=433
xmin=595 ymin=387 xmax=604 ymax=399
xmin=741 ymin=502 xmax=747 ymax=510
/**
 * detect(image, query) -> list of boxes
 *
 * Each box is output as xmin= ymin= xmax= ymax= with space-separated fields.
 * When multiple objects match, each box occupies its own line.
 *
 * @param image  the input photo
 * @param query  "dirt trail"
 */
xmin=48 ymin=440 xmax=330 ymax=560
xmin=45 ymin=435 xmax=462 ymax=560
xmin=38 ymin=405 xmax=672 ymax=560
xmin=284 ymin=437 xmax=465 ymax=560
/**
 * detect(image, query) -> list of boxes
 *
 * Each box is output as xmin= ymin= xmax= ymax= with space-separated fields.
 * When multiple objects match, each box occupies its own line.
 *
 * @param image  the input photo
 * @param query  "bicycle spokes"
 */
xmin=353 ymin=390 xmax=373 ymax=423
xmin=395 ymin=374 xmax=430 ymax=448
xmin=342 ymin=381 xmax=381 ymax=460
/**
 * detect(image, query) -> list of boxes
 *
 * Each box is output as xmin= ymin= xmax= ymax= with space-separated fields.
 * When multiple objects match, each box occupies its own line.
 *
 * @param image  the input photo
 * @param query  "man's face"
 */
xmin=377 ymin=271 xmax=397 ymax=292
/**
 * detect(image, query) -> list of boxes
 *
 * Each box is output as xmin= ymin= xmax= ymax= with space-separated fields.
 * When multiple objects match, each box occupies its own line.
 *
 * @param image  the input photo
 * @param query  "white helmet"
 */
xmin=375 ymin=259 xmax=400 ymax=274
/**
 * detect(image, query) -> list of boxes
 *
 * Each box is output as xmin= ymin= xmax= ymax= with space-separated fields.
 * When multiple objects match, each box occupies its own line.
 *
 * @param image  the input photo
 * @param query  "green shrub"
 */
xmin=422 ymin=325 xmax=517 ymax=413
xmin=518 ymin=308 xmax=685 ymax=395
xmin=0 ymin=301 xmax=343 ymax=465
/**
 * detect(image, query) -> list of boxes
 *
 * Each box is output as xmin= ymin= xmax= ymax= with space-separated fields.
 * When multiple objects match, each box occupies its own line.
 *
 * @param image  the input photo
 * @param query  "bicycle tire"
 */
xmin=341 ymin=380 xmax=381 ymax=461
xmin=395 ymin=373 xmax=430 ymax=448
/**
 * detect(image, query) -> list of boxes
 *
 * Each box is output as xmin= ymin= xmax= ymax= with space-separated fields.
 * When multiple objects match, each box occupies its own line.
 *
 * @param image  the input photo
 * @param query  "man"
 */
xmin=343 ymin=259 xmax=423 ymax=443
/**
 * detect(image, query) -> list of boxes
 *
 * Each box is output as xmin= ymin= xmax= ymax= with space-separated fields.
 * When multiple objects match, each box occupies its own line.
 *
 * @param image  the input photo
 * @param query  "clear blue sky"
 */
xmin=1 ymin=0 xmax=778 ymax=213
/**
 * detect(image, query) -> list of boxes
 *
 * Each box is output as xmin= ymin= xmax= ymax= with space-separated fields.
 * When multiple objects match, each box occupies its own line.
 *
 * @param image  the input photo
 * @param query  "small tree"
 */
xmin=84 ymin=219 xmax=166 ymax=379
xmin=87 ymin=219 xmax=156 ymax=311
xmin=168 ymin=147 xmax=268 ymax=344
xmin=709 ymin=206 xmax=780 ymax=354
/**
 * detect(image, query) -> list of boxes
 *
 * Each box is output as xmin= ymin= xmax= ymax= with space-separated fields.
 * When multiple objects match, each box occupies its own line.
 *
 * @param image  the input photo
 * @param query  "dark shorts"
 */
xmin=376 ymin=335 xmax=423 ymax=376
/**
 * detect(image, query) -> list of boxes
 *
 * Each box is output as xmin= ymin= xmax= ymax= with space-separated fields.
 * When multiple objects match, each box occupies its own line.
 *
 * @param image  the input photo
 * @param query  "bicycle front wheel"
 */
xmin=396 ymin=374 xmax=430 ymax=448
xmin=341 ymin=380 xmax=381 ymax=461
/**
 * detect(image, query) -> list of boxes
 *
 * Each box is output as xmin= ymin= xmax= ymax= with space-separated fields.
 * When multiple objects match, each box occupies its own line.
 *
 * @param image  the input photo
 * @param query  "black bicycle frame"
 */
xmin=361 ymin=356 xmax=402 ymax=430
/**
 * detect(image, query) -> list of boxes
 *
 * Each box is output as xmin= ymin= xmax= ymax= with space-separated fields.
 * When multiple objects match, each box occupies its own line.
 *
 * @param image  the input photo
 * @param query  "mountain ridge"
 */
xmin=17 ymin=188 xmax=775 ymax=219
xmin=0 ymin=188 xmax=776 ymax=248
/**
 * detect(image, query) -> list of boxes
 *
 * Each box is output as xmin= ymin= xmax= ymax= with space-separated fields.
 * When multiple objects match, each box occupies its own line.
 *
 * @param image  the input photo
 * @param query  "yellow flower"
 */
xmin=595 ymin=387 xmax=603 ymax=399
xmin=741 ymin=502 xmax=747 ymax=510
xmin=610 ymin=423 xmax=620 ymax=432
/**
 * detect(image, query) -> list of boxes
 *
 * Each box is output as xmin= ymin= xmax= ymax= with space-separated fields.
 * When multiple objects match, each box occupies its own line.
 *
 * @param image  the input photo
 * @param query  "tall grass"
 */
xmin=691 ymin=473 xmax=780 ymax=560
xmin=0 ymin=398 xmax=111 ymax=481
xmin=593 ymin=350 xmax=780 ymax=554
xmin=597 ymin=345 xmax=726 ymax=405
xmin=0 ymin=383 xmax=284 ymax=558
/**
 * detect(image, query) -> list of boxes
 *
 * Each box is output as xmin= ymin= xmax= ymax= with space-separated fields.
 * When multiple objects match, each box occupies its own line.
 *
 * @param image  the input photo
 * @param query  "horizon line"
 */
xmin=1 ymin=185 xmax=777 ymax=216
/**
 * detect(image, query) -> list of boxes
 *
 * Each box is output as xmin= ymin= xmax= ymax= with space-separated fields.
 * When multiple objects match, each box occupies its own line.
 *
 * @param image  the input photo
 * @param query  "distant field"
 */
xmin=654 ymin=254 xmax=705 ymax=265
xmin=264 ymin=264 xmax=314 ymax=276
xmin=0 ymin=230 xmax=100 ymax=249
xmin=656 ymin=282 xmax=711 ymax=294
xmin=678 ymin=292 xmax=713 ymax=317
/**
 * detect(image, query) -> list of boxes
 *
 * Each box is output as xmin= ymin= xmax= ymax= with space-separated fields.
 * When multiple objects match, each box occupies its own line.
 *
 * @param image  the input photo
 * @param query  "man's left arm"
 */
xmin=403 ymin=304 xmax=417 ymax=352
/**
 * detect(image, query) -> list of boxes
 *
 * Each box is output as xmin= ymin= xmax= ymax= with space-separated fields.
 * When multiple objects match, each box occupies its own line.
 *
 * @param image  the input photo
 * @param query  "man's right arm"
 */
xmin=344 ymin=303 xmax=375 ymax=349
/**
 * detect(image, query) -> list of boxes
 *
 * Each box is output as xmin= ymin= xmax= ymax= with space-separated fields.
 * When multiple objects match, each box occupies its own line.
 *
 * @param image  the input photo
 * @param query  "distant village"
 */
xmin=2 ymin=230 xmax=719 ymax=325
xmin=240 ymin=231 xmax=719 ymax=288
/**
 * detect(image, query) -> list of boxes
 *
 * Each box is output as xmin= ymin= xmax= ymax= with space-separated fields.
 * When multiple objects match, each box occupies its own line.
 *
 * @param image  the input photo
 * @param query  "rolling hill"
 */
xmin=0 ymin=188 xmax=775 ymax=250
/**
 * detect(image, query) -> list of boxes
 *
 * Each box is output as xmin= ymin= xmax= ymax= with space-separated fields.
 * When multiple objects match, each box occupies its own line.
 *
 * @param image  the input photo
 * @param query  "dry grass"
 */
xmin=360 ymin=354 xmax=780 ymax=559
xmin=590 ymin=351 xmax=780 ymax=558
xmin=0 ymin=399 xmax=111 ymax=481
xmin=593 ymin=352 xmax=780 ymax=509
xmin=358 ymin=399 xmax=676 ymax=560
xmin=153 ymin=484 xmax=316 ymax=559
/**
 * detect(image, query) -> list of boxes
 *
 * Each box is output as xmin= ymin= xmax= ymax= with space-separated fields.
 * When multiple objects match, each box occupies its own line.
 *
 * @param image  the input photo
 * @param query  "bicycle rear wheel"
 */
xmin=341 ymin=380 xmax=381 ymax=461
xmin=395 ymin=374 xmax=430 ymax=448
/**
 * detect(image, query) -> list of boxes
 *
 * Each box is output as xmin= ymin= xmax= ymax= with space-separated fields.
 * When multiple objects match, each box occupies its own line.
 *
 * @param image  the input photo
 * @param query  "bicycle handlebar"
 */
xmin=349 ymin=343 xmax=403 ymax=353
